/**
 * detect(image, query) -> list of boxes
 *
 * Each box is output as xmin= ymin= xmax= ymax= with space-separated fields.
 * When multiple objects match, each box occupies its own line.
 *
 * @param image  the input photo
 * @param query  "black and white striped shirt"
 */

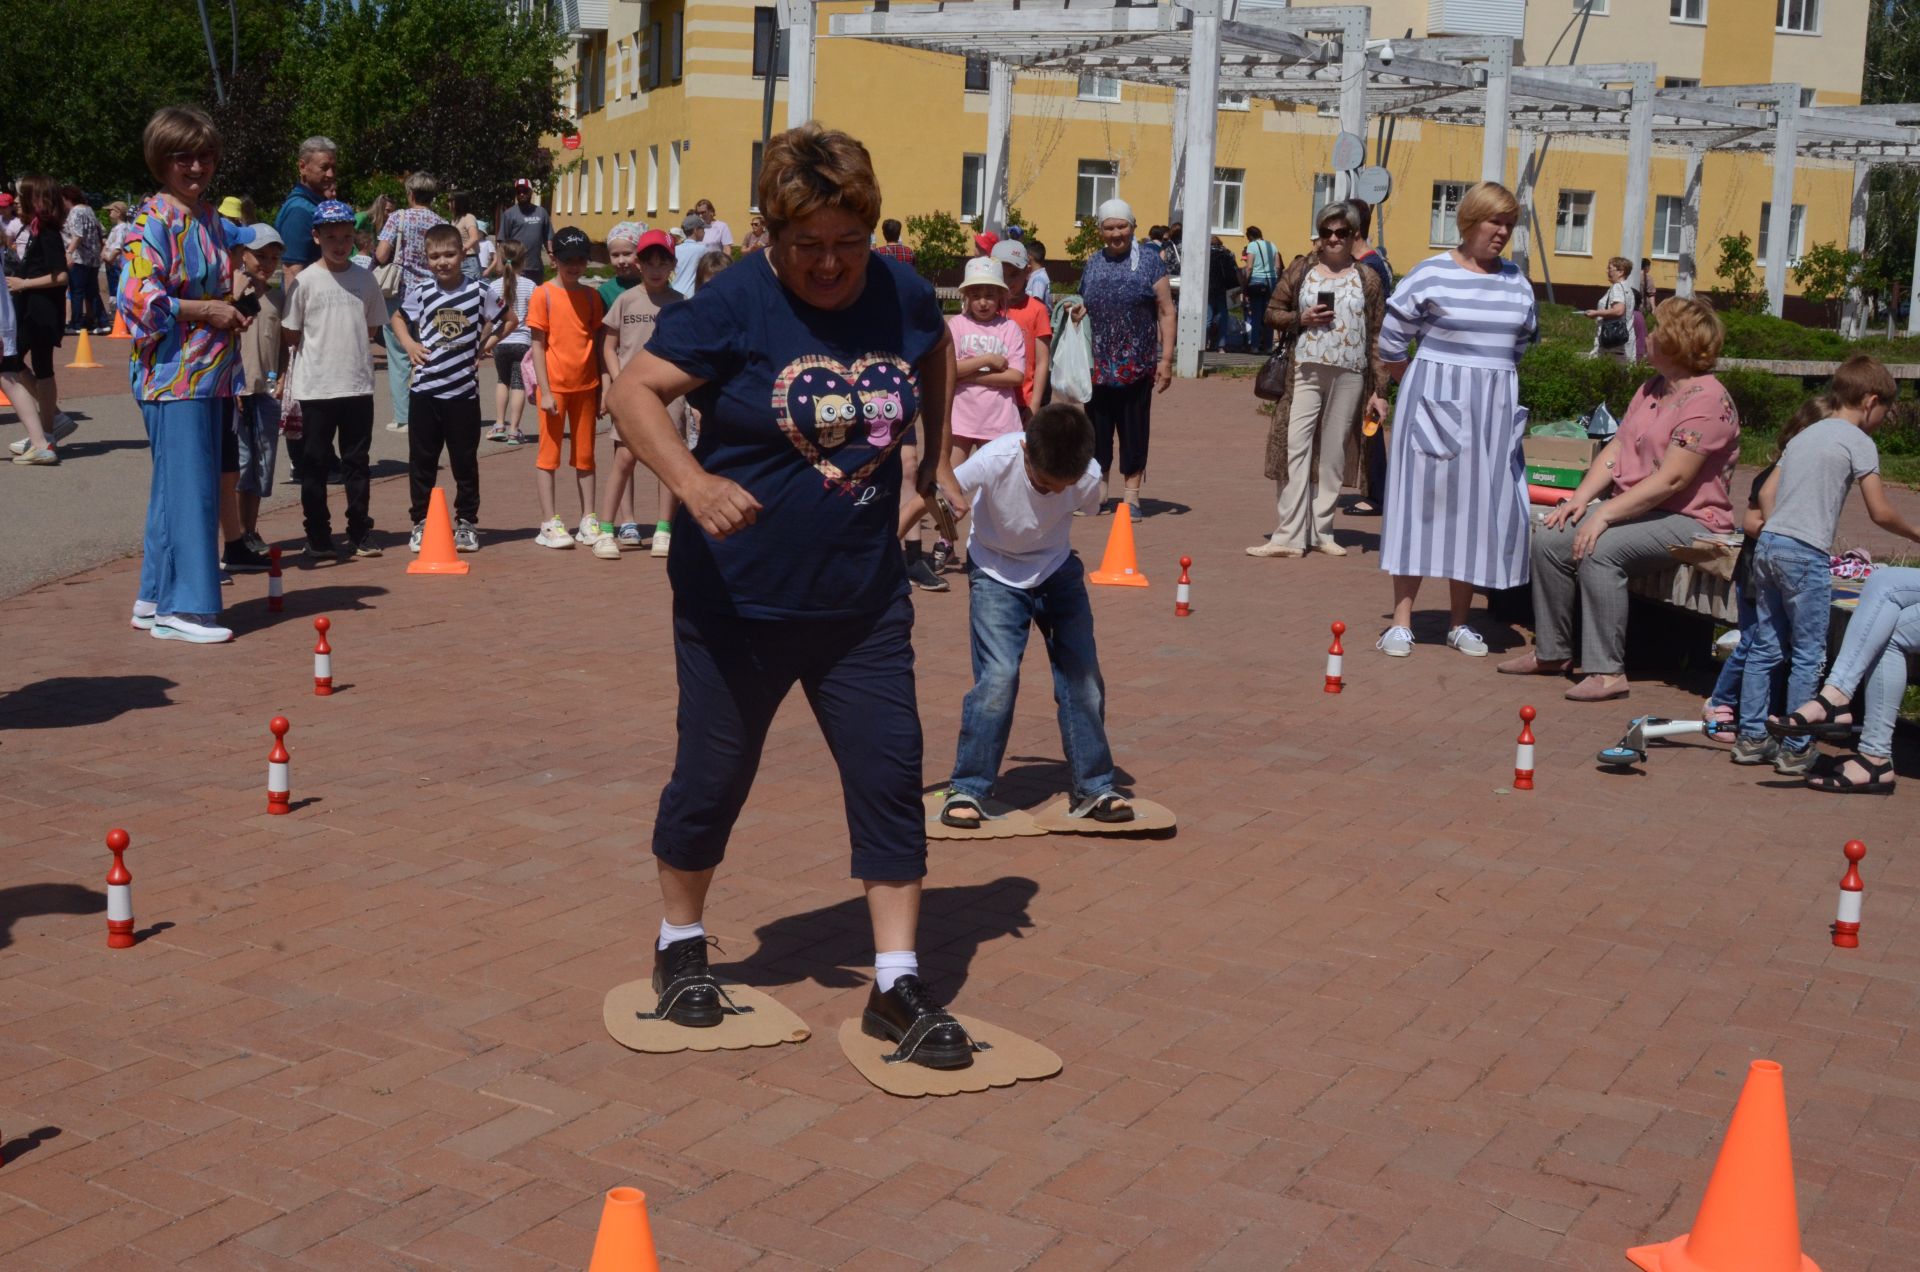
xmin=400 ymin=277 xmax=500 ymax=399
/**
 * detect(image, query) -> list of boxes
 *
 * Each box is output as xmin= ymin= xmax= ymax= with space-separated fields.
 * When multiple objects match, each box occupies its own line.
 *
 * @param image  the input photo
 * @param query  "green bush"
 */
xmin=905 ymin=211 xmax=970 ymax=282
xmin=1516 ymin=343 xmax=1648 ymax=422
xmin=1716 ymin=309 xmax=1851 ymax=361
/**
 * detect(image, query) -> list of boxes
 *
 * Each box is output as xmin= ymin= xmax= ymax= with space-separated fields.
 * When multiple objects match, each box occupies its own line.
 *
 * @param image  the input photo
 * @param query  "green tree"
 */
xmin=1712 ymin=232 xmax=1765 ymax=314
xmin=905 ymin=211 xmax=970 ymax=281
xmin=1863 ymin=0 xmax=1920 ymax=312
xmin=1791 ymin=241 xmax=1867 ymax=328
xmin=1064 ymin=219 xmax=1105 ymax=265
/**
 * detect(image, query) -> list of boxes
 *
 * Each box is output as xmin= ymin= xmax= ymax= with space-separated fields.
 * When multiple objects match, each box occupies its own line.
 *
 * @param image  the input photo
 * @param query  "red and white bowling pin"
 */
xmin=1514 ymin=705 xmax=1536 ymax=790
xmin=1325 ymin=622 xmax=1346 ymax=694
xmin=105 ymin=828 xmax=134 ymax=949
xmin=1175 ymin=557 xmax=1192 ymax=617
xmin=267 ymin=546 xmax=284 ymax=612
xmin=313 ymin=617 xmax=333 ymax=696
xmin=1833 ymin=839 xmax=1867 ymax=948
xmin=267 ymin=716 xmax=291 ymax=815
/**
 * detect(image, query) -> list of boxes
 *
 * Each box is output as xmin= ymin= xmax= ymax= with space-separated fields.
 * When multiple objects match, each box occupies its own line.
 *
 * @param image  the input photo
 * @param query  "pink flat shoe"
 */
xmin=1564 ymin=675 xmax=1630 ymax=702
xmin=1496 ymin=651 xmax=1570 ymax=676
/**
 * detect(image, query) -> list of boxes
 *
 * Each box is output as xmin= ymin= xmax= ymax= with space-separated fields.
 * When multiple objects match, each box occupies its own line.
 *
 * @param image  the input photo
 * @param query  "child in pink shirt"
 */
xmin=947 ymin=256 xmax=1026 ymax=464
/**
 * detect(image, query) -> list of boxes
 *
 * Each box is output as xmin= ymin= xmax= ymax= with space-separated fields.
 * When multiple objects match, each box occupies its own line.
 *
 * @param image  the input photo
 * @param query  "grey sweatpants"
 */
xmin=1530 ymin=508 xmax=1699 ymax=675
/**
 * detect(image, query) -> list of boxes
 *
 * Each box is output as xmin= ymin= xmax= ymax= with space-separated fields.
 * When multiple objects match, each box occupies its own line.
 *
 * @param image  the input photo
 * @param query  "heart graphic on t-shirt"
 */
xmin=773 ymin=354 xmax=921 ymax=491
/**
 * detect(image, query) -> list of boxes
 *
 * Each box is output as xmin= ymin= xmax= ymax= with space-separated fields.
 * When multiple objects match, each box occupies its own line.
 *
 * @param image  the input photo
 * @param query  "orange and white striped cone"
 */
xmin=1325 ymin=622 xmax=1345 ymax=694
xmin=105 ymin=829 xmax=134 ymax=949
xmin=267 ymin=717 xmax=291 ymax=815
xmin=267 ymin=546 xmax=284 ymax=612
xmin=1514 ymin=705 xmax=1536 ymax=790
xmin=313 ymin=618 xmax=333 ymax=696
xmin=1833 ymin=840 xmax=1866 ymax=948
xmin=1174 ymin=557 xmax=1192 ymax=617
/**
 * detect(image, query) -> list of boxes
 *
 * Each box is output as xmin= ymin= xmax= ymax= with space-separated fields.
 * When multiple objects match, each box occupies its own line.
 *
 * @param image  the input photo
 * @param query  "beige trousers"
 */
xmin=1272 ymin=361 xmax=1363 ymax=549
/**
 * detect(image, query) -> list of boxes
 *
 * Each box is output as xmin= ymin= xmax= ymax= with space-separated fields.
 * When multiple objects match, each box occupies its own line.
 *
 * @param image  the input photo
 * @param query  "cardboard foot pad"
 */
xmin=1030 ymin=796 xmax=1176 ymax=835
xmin=604 ymin=978 xmax=811 ymax=1053
xmin=922 ymin=791 xmax=1046 ymax=840
xmin=838 ymin=1014 xmax=1062 ymax=1097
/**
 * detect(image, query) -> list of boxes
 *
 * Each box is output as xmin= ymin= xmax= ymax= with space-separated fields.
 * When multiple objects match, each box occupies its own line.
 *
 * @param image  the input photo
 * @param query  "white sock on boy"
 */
xmin=874 ymin=950 xmax=919 ymax=994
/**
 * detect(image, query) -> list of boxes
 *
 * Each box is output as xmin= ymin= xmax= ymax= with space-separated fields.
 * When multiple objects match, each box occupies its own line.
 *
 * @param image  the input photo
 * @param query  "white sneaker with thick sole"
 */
xmin=1376 ymin=626 xmax=1414 ymax=657
xmin=651 ymin=528 xmax=673 ymax=558
xmin=11 ymin=413 xmax=78 ymax=455
xmin=409 ymin=522 xmax=425 ymax=553
xmin=574 ymin=515 xmax=600 ymax=546
xmin=454 ymin=520 xmax=480 ymax=553
xmin=592 ymin=532 xmax=622 ymax=560
xmin=151 ymin=614 xmax=233 ymax=644
xmin=131 ymin=601 xmax=158 ymax=631
xmin=1246 ymin=540 xmax=1304 ymax=558
xmin=534 ymin=517 xmax=575 ymax=549
xmin=1446 ymin=626 xmax=1489 ymax=657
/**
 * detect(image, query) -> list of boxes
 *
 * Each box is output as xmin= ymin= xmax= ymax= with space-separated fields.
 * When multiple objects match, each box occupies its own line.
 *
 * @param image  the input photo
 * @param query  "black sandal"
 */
xmin=1079 ymin=792 xmax=1135 ymax=823
xmin=939 ymin=793 xmax=986 ymax=829
xmin=1806 ymin=754 xmax=1895 ymax=795
xmin=1349 ymin=499 xmax=1381 ymax=517
xmin=1767 ymin=687 xmax=1859 ymax=741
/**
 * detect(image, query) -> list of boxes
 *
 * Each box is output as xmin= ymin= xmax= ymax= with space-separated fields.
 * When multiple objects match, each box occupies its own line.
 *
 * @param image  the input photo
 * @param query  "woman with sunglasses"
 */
xmin=1250 ymin=200 xmax=1388 ymax=558
xmin=118 ymin=106 xmax=251 ymax=643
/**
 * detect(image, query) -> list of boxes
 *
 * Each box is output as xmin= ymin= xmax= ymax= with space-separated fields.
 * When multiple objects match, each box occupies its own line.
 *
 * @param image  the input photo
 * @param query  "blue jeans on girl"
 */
xmin=1738 ymin=532 xmax=1835 ymax=751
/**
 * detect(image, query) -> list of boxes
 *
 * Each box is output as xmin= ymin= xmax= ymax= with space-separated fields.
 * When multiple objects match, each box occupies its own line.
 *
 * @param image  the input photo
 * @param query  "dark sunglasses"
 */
xmin=1319 ymin=226 xmax=1353 ymax=241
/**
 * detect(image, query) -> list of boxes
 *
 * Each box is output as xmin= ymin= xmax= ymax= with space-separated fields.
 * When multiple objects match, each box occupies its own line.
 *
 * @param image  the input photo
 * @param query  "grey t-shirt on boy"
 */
xmin=1765 ymin=417 xmax=1880 ymax=553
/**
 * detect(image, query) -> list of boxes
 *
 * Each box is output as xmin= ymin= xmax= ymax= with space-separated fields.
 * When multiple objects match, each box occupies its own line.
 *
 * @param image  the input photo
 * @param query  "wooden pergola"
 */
xmin=770 ymin=0 xmax=1920 ymax=373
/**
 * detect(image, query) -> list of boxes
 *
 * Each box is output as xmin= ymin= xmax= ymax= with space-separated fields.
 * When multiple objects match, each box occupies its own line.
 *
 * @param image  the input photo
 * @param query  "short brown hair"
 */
xmin=756 ymin=123 xmax=882 ymax=236
xmin=1025 ymin=401 xmax=1095 ymax=481
xmin=1832 ymin=355 xmax=1897 ymax=409
xmin=423 ymin=222 xmax=462 ymax=253
xmin=1456 ymin=181 xmax=1520 ymax=236
xmin=1608 ymin=256 xmax=1633 ymax=279
xmin=1648 ymin=296 xmax=1725 ymax=373
xmin=142 ymin=106 xmax=223 ymax=184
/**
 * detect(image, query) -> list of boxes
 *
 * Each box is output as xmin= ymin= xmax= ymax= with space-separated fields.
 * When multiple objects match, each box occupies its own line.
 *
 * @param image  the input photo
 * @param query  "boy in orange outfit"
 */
xmin=528 ymin=225 xmax=608 ymax=548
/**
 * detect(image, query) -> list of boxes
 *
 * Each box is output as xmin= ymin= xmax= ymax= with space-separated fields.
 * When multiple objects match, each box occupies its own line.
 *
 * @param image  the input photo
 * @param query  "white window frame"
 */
xmin=578 ymin=168 xmax=590 ymax=217
xmin=1759 ymin=202 xmax=1807 ymax=264
xmin=1077 ymin=73 xmax=1121 ymax=103
xmin=1430 ymin=181 xmax=1468 ymax=247
xmin=1576 ymin=0 xmax=1609 ymax=15
xmin=1076 ymin=159 xmax=1119 ymax=222
xmin=647 ymin=145 xmax=659 ymax=215
xmin=1776 ymin=0 xmax=1819 ymax=32
xmin=1211 ymin=167 xmax=1245 ymax=235
xmin=1669 ymin=0 xmax=1705 ymax=23
xmin=628 ymin=150 xmax=639 ymax=214
xmin=1800 ymin=88 xmax=1818 ymax=107
xmin=1652 ymin=195 xmax=1684 ymax=260
xmin=1664 ymin=77 xmax=1701 ymax=89
xmin=961 ymin=153 xmax=986 ymax=221
xmin=1554 ymin=189 xmax=1595 ymax=256
xmin=1311 ymin=173 xmax=1337 ymax=231
xmin=669 ymin=141 xmax=682 ymax=212
xmin=594 ymin=156 xmax=605 ymax=214
xmin=1218 ymin=90 xmax=1250 ymax=111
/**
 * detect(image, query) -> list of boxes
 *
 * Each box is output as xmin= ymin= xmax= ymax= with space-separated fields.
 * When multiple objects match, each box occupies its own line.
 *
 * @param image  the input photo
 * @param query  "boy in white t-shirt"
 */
xmin=920 ymin=403 xmax=1135 ymax=828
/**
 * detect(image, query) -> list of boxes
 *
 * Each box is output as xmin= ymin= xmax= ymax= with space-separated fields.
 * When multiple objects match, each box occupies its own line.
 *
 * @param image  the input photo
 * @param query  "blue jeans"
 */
xmin=67 ymin=263 xmax=103 ymax=331
xmin=949 ymin=554 xmax=1116 ymax=805
xmin=1244 ymin=283 xmax=1274 ymax=353
xmin=1738 ymin=532 xmax=1833 ymax=750
xmin=1207 ymin=292 xmax=1233 ymax=350
xmin=1825 ymin=565 xmax=1920 ymax=758
xmin=1709 ymin=582 xmax=1787 ymax=717
xmin=383 ymin=296 xmax=413 ymax=425
xmin=136 ymin=398 xmax=224 ymax=618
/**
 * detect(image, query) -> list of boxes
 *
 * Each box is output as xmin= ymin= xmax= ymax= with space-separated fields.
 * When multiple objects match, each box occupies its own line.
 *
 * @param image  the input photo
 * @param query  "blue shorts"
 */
xmin=235 ymin=394 xmax=281 ymax=496
xmin=652 ymin=594 xmax=926 ymax=880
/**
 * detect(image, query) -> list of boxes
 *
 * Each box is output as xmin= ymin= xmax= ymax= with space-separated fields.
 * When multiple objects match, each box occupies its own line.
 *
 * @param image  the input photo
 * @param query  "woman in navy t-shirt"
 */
xmin=606 ymin=124 xmax=981 ymax=1069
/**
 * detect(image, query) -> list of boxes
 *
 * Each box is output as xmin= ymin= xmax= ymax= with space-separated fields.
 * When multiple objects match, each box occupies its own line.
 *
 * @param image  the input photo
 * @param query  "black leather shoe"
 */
xmin=861 ymin=975 xmax=975 ymax=1069
xmin=651 ymin=935 xmax=724 ymax=1028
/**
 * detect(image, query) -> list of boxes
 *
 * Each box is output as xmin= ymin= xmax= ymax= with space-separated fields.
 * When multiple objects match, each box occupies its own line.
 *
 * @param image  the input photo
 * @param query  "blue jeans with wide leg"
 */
xmin=1738 ymin=532 xmax=1835 ymax=752
xmin=137 ymin=398 xmax=224 ymax=618
xmin=949 ymin=554 xmax=1117 ymax=805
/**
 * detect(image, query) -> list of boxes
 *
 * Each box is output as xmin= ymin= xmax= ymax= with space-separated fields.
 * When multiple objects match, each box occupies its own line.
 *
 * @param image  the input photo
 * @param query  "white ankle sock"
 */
xmin=874 ymin=950 xmax=918 ymax=993
xmin=658 ymin=919 xmax=706 ymax=951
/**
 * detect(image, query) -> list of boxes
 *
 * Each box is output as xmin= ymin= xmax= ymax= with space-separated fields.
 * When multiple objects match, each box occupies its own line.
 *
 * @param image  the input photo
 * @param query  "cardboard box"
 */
xmin=1522 ymin=435 xmax=1600 ymax=490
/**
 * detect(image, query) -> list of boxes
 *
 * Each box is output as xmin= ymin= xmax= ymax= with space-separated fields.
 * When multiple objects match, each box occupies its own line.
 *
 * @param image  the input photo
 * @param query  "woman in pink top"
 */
xmin=1499 ymin=296 xmax=1740 ymax=701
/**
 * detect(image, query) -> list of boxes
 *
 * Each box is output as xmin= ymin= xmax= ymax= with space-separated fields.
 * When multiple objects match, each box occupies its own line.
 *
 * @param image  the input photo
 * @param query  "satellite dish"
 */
xmin=1330 ymin=132 xmax=1367 ymax=172
xmin=1353 ymin=166 xmax=1393 ymax=204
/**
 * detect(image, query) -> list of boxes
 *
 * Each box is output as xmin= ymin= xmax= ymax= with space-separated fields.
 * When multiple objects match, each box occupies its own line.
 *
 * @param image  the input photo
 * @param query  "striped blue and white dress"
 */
xmin=1377 ymin=253 xmax=1537 ymax=589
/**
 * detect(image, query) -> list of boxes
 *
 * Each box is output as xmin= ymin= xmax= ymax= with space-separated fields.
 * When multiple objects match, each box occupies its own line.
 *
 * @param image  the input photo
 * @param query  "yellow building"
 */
xmin=545 ymin=0 xmax=1865 ymax=313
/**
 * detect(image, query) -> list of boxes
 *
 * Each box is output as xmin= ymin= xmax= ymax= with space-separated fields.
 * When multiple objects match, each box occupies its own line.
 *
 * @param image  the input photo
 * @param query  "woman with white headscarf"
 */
xmin=1068 ymin=198 xmax=1175 ymax=519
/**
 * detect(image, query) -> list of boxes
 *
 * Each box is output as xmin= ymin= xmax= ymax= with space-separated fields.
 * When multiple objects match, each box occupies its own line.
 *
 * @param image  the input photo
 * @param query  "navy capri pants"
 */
xmin=652 ymin=593 xmax=927 ymax=881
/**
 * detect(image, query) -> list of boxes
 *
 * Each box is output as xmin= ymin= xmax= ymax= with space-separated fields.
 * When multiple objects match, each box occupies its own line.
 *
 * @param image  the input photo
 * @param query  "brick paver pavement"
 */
xmin=5 ymin=377 xmax=1920 ymax=1270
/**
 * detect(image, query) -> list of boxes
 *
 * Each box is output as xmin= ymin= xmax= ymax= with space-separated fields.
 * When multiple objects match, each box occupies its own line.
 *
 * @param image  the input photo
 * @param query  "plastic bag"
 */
xmin=1584 ymin=401 xmax=1619 ymax=439
xmin=1528 ymin=418 xmax=1587 ymax=439
xmin=1049 ymin=297 xmax=1093 ymax=404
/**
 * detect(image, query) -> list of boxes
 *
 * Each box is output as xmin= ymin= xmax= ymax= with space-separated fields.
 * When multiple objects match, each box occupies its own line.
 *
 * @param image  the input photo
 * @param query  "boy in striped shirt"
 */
xmin=394 ymin=222 xmax=510 ymax=553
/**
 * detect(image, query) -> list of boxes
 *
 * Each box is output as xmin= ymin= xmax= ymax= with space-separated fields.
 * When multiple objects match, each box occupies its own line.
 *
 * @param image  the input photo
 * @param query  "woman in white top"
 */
xmin=487 ymin=241 xmax=535 ymax=443
xmin=1586 ymin=256 xmax=1635 ymax=364
xmin=1251 ymin=200 xmax=1388 ymax=558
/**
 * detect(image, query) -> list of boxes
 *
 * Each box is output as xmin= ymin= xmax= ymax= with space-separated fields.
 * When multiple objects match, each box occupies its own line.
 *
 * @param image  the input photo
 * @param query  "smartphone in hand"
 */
xmin=1316 ymin=289 xmax=1336 ymax=310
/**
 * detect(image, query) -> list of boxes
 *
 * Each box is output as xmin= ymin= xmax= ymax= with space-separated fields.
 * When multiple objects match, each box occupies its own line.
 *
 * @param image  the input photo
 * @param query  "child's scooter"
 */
xmin=1596 ymin=715 xmax=1732 ymax=768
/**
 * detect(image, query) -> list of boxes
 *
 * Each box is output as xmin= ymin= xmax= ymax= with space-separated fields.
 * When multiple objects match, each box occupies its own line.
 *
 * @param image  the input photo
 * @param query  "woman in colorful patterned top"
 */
xmin=119 ymin=106 xmax=251 ymax=644
xmin=1068 ymin=198 xmax=1175 ymax=520
xmin=374 ymin=172 xmax=448 ymax=432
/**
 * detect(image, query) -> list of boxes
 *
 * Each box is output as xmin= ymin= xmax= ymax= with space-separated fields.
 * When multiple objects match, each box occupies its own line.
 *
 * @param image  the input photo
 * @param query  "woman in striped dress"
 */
xmin=1374 ymin=182 xmax=1536 ymax=658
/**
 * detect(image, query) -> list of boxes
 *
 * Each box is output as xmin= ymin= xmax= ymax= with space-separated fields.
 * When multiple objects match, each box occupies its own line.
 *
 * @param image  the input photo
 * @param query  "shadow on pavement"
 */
xmin=993 ymin=757 xmax=1139 ymax=807
xmin=723 ymin=876 xmax=1040 ymax=997
xmin=48 ymin=439 xmax=150 ymax=461
xmin=0 ymin=1127 xmax=62 ymax=1164
xmin=225 ymin=584 xmax=388 ymax=636
xmin=0 ymin=675 xmax=176 ymax=729
xmin=0 ymin=883 xmax=105 ymax=950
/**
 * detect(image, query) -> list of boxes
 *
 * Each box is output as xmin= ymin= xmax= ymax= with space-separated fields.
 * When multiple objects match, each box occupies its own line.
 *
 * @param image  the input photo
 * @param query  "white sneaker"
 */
xmin=1376 ymin=625 xmax=1414 ymax=657
xmin=651 ymin=527 xmax=672 ymax=558
xmin=11 ymin=447 xmax=57 ymax=465
xmin=574 ymin=515 xmax=600 ymax=546
xmin=385 ymin=421 xmax=407 ymax=432
xmin=454 ymin=520 xmax=480 ymax=553
xmin=591 ymin=531 xmax=622 ymax=560
xmin=10 ymin=413 xmax=76 ymax=455
xmin=534 ymin=516 xmax=575 ymax=549
xmin=1716 ymin=628 xmax=1742 ymax=653
xmin=151 ymin=613 xmax=233 ymax=643
xmin=1446 ymin=625 xmax=1489 ymax=657
xmin=1310 ymin=541 xmax=1349 ymax=557
xmin=1245 ymin=540 xmax=1304 ymax=558
xmin=409 ymin=521 xmax=425 ymax=553
xmin=131 ymin=600 xmax=157 ymax=631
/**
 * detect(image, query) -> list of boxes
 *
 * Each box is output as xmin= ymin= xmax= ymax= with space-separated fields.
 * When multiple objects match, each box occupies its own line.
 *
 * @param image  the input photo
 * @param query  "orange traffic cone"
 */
xmin=66 ymin=329 xmax=104 ymax=370
xmin=407 ymin=487 xmax=470 ymax=576
xmin=1088 ymin=505 xmax=1148 ymax=587
xmin=109 ymin=308 xmax=130 ymax=339
xmin=1627 ymin=1060 xmax=1821 ymax=1272
xmin=588 ymin=1187 xmax=660 ymax=1272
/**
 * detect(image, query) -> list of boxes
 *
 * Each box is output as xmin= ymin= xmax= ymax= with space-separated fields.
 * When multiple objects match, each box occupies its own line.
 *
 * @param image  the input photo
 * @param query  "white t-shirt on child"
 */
xmin=953 ymin=432 xmax=1104 ymax=589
